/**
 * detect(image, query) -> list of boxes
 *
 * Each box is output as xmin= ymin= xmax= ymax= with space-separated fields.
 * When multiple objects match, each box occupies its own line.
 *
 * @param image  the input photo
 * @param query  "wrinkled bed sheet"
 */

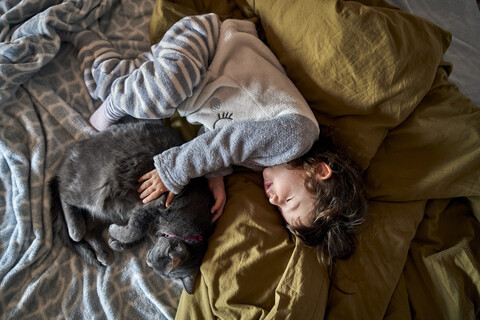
xmin=2 ymin=0 xmax=480 ymax=319
xmin=0 ymin=0 xmax=183 ymax=319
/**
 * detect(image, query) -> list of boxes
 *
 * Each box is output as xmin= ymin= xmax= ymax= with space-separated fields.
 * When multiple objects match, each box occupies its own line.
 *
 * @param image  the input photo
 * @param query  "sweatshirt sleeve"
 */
xmin=71 ymin=30 xmax=149 ymax=102
xmin=154 ymin=114 xmax=319 ymax=194
xmin=103 ymin=13 xmax=221 ymax=122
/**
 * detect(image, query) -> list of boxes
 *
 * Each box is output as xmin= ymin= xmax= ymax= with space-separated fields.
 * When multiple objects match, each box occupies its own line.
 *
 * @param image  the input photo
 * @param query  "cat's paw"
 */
xmin=95 ymin=248 xmax=114 ymax=266
xmin=84 ymin=236 xmax=113 ymax=266
xmin=108 ymin=224 xmax=127 ymax=241
xmin=108 ymin=237 xmax=127 ymax=252
xmin=65 ymin=216 xmax=86 ymax=242
xmin=109 ymin=223 xmax=143 ymax=243
xmin=68 ymin=226 xmax=86 ymax=242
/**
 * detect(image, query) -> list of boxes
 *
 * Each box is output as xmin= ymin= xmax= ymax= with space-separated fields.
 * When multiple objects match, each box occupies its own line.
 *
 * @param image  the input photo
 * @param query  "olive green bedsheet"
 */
xmin=149 ymin=0 xmax=480 ymax=318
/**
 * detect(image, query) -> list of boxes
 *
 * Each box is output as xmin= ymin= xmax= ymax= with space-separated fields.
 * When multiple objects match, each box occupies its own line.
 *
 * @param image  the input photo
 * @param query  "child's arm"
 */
xmin=154 ymin=114 xmax=319 ymax=194
xmin=138 ymin=169 xmax=226 ymax=221
xmin=89 ymin=13 xmax=222 ymax=130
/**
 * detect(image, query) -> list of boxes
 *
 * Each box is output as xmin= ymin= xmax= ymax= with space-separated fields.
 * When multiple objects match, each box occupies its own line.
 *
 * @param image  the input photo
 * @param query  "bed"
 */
xmin=1 ymin=0 xmax=479 ymax=319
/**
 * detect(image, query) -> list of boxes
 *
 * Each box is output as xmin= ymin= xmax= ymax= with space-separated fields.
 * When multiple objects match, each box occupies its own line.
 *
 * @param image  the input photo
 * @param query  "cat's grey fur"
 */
xmin=50 ymin=120 xmax=213 ymax=294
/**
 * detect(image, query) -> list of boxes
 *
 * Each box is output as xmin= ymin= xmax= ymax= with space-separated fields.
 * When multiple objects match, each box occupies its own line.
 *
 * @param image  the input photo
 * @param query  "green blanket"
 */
xmin=149 ymin=0 xmax=480 ymax=318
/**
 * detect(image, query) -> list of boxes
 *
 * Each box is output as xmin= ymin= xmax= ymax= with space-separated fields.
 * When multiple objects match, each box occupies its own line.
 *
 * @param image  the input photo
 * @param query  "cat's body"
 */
xmin=50 ymin=121 xmax=213 ymax=293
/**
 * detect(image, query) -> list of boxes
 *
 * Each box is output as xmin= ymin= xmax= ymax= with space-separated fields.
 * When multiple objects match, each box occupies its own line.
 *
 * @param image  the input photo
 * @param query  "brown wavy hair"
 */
xmin=286 ymin=132 xmax=368 ymax=266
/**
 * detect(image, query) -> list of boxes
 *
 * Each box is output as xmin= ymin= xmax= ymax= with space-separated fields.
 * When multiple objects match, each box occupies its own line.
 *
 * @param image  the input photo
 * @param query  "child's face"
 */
xmin=262 ymin=164 xmax=314 ymax=226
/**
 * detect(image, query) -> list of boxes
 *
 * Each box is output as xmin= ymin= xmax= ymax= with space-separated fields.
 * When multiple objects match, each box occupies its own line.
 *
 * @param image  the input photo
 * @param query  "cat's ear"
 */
xmin=167 ymin=241 xmax=188 ymax=273
xmin=168 ymin=252 xmax=182 ymax=273
xmin=181 ymin=273 xmax=197 ymax=294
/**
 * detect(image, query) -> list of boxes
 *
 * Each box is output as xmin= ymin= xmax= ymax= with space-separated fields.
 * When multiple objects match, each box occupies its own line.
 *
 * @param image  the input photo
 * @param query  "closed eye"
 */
xmin=213 ymin=112 xmax=234 ymax=129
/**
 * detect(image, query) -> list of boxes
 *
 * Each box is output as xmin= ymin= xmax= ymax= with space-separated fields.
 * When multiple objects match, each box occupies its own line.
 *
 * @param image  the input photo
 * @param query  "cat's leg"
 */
xmin=61 ymin=201 xmax=86 ymax=242
xmin=70 ymin=240 xmax=104 ymax=267
xmin=108 ymin=209 xmax=155 ymax=247
xmin=108 ymin=237 xmax=135 ymax=252
xmin=84 ymin=233 xmax=113 ymax=266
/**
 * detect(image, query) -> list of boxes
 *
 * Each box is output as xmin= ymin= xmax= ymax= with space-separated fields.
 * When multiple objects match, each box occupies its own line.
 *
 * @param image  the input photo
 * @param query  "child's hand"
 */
xmin=138 ymin=169 xmax=175 ymax=207
xmin=208 ymin=176 xmax=226 ymax=222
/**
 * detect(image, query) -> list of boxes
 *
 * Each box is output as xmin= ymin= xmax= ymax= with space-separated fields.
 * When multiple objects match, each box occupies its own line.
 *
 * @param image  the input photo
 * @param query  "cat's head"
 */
xmin=146 ymin=177 xmax=213 ymax=294
xmin=146 ymin=236 xmax=207 ymax=294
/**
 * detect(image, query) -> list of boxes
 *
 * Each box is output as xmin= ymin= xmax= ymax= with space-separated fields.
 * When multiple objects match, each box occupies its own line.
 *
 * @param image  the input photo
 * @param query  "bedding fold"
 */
xmin=0 ymin=0 xmax=116 ymax=102
xmin=149 ymin=0 xmax=480 ymax=319
xmin=2 ymin=0 xmax=479 ymax=318
xmin=1 ymin=0 xmax=182 ymax=319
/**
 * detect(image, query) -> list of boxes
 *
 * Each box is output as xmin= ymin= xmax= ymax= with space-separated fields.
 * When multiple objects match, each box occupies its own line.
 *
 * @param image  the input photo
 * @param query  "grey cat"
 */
xmin=50 ymin=121 xmax=213 ymax=294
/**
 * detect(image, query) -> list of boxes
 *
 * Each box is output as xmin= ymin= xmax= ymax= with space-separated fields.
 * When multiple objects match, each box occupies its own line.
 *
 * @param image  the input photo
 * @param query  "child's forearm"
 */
xmin=154 ymin=114 xmax=319 ymax=194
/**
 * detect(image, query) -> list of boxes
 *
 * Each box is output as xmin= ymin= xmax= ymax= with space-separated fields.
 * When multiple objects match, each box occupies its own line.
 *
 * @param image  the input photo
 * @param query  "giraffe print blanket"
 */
xmin=0 ymin=0 xmax=181 ymax=319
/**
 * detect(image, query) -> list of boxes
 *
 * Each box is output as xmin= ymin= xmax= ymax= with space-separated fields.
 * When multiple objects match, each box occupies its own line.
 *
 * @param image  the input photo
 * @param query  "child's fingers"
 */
xmin=138 ymin=170 xmax=154 ymax=182
xmin=210 ymin=200 xmax=221 ymax=213
xmin=137 ymin=180 xmax=151 ymax=193
xmin=211 ymin=208 xmax=224 ymax=223
xmin=139 ymin=187 xmax=153 ymax=200
xmin=211 ymin=200 xmax=226 ymax=222
xmin=137 ymin=169 xmax=170 ymax=204
xmin=165 ymin=192 xmax=175 ymax=208
xmin=141 ymin=188 xmax=162 ymax=204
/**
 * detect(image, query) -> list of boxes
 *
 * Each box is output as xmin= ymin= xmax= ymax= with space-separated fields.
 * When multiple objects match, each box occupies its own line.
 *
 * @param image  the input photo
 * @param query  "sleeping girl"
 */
xmin=63 ymin=13 xmax=367 ymax=263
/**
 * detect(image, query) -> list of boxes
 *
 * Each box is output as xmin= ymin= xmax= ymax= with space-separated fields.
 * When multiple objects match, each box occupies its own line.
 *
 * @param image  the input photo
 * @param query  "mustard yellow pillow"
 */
xmin=247 ymin=0 xmax=451 ymax=168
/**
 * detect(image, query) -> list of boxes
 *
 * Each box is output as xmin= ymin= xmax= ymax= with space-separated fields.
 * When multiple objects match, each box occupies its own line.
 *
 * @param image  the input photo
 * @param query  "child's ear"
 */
xmin=316 ymin=162 xmax=332 ymax=181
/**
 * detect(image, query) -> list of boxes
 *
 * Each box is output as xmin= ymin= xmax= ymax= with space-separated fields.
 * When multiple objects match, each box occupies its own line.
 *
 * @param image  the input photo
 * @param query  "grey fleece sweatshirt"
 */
xmin=77 ymin=13 xmax=319 ymax=193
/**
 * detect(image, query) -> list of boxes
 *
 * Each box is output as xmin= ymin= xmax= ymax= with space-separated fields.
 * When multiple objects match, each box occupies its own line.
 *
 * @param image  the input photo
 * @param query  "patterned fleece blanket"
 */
xmin=0 ymin=0 xmax=182 ymax=319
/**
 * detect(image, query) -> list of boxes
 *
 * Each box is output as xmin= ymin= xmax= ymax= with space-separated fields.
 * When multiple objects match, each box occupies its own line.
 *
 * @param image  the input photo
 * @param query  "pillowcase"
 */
xmin=149 ymin=0 xmax=256 ymax=44
xmin=246 ymin=0 xmax=451 ymax=168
